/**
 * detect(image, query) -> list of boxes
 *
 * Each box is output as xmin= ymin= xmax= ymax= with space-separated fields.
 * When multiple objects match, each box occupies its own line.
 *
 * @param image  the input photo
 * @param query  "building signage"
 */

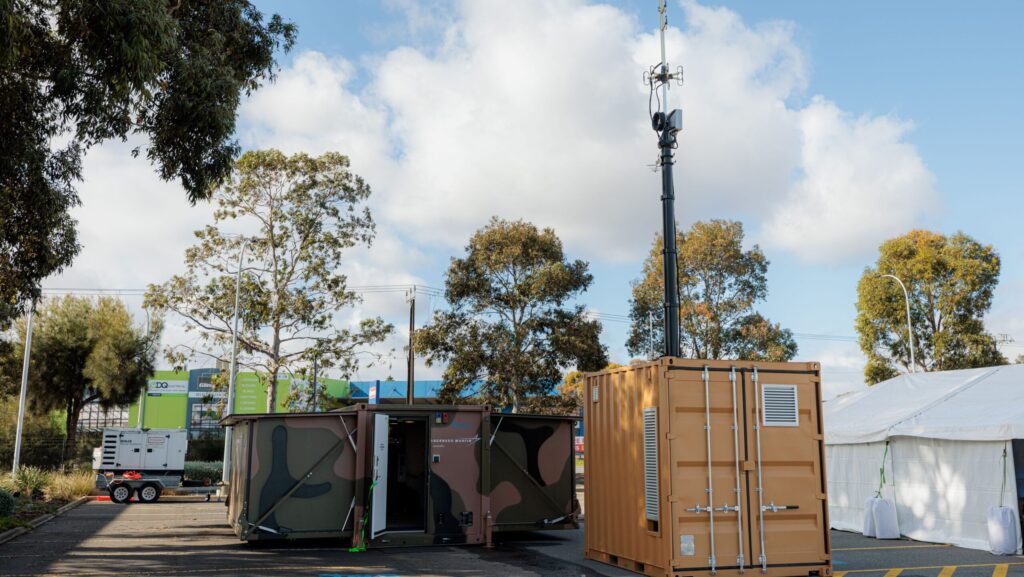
xmin=147 ymin=379 xmax=188 ymax=395
xmin=188 ymin=391 xmax=227 ymax=399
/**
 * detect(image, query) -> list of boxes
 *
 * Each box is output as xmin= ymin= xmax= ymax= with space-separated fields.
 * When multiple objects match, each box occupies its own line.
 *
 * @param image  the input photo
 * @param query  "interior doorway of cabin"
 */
xmin=370 ymin=414 xmax=428 ymax=537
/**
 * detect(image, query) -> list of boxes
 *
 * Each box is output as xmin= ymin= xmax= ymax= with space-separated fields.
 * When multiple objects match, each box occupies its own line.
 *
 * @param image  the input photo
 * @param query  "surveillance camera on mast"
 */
xmin=651 ymin=109 xmax=683 ymax=135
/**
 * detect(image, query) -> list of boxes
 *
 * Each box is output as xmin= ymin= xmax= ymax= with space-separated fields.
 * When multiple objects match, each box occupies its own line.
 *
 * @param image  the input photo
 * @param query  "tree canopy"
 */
xmin=627 ymin=220 xmax=796 ymax=361
xmin=145 ymin=150 xmax=392 ymax=412
xmin=856 ymin=229 xmax=1006 ymax=383
xmin=1 ymin=0 xmax=296 ymax=329
xmin=415 ymin=218 xmax=608 ymax=412
xmin=5 ymin=296 xmax=159 ymax=461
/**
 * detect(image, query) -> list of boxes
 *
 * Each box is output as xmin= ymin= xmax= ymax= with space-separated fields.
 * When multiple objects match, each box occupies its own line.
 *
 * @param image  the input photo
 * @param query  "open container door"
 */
xmin=371 ymin=413 xmax=390 ymax=539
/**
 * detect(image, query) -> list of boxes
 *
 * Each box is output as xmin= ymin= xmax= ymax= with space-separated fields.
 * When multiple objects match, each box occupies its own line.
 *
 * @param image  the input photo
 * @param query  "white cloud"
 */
xmin=811 ymin=344 xmax=868 ymax=400
xmin=240 ymin=0 xmax=937 ymax=266
xmin=42 ymin=0 xmax=946 ymax=380
xmin=763 ymin=97 xmax=938 ymax=262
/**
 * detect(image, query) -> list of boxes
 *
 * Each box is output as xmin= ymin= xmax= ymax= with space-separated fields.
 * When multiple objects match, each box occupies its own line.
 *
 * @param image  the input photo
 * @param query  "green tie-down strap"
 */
xmin=1000 ymin=443 xmax=1008 ymax=508
xmin=348 ymin=480 xmax=378 ymax=553
xmin=875 ymin=441 xmax=890 ymax=498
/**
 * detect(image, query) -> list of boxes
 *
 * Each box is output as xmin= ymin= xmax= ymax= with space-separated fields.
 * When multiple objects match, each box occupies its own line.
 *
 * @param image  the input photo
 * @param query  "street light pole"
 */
xmin=881 ymin=274 xmax=916 ymax=373
xmin=222 ymin=239 xmax=248 ymax=484
xmin=137 ymin=307 xmax=152 ymax=428
xmin=12 ymin=303 xmax=34 ymax=474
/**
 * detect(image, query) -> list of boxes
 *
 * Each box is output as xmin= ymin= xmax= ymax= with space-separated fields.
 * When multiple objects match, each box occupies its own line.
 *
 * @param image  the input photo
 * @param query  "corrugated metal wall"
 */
xmin=585 ymin=359 xmax=831 ymax=577
xmin=584 ymin=362 xmax=668 ymax=574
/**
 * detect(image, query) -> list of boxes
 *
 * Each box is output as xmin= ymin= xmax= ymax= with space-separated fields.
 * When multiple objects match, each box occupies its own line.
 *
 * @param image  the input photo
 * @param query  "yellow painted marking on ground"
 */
xmin=835 ymin=543 xmax=951 ymax=551
xmin=994 ymin=565 xmax=1009 ymax=577
xmin=937 ymin=566 xmax=956 ymax=577
xmin=883 ymin=569 xmax=904 ymax=577
xmin=841 ymin=563 xmax=1024 ymax=574
xmin=833 ymin=572 xmax=848 ymax=577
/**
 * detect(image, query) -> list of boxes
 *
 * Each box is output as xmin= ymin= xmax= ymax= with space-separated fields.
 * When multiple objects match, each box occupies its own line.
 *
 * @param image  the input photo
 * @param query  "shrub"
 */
xmin=184 ymin=461 xmax=222 ymax=484
xmin=0 ymin=475 xmax=15 ymax=494
xmin=0 ymin=489 xmax=14 ymax=517
xmin=46 ymin=471 xmax=96 ymax=501
xmin=12 ymin=466 xmax=49 ymax=500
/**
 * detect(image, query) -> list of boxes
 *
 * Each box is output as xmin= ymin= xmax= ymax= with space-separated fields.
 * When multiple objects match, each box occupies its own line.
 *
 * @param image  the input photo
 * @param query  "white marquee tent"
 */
xmin=824 ymin=365 xmax=1024 ymax=552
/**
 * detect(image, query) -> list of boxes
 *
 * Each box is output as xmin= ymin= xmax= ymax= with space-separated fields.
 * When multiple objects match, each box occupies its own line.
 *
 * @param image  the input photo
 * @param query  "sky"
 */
xmin=45 ymin=0 xmax=1024 ymax=399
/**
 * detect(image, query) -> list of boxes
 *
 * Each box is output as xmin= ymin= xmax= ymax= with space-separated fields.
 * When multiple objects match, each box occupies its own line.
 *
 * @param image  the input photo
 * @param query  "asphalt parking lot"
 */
xmin=831 ymin=530 xmax=1023 ymax=577
xmin=1 ymin=499 xmax=1021 ymax=577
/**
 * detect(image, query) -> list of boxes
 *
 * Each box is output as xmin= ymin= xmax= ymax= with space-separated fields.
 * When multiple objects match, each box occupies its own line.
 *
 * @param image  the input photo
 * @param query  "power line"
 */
xmin=38 ymin=287 xmax=1020 ymax=348
xmin=41 ymin=284 xmax=445 ymax=297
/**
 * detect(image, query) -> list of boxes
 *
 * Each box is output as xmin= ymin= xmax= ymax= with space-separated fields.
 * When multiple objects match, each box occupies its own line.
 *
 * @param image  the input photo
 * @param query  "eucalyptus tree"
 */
xmin=856 ymin=229 xmax=1005 ymax=383
xmin=1 ymin=0 xmax=296 ymax=328
xmin=627 ymin=220 xmax=796 ymax=361
xmin=415 ymin=218 xmax=608 ymax=412
xmin=146 ymin=150 xmax=392 ymax=412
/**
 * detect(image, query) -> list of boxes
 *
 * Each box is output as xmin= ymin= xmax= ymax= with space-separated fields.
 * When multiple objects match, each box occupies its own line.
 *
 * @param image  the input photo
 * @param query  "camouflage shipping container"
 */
xmin=223 ymin=404 xmax=578 ymax=547
xmin=584 ymin=359 xmax=831 ymax=577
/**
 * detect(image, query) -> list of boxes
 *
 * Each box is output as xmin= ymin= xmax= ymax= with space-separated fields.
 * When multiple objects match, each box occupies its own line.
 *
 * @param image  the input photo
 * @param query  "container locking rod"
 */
xmin=753 ymin=367 xmax=768 ymax=573
xmin=730 ymin=366 xmax=745 ymax=573
xmin=702 ymin=366 xmax=717 ymax=576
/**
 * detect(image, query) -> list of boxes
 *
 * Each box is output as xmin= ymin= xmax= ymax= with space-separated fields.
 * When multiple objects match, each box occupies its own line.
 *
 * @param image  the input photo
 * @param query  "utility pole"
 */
xmin=648 ymin=311 xmax=655 ymax=360
xmin=647 ymin=0 xmax=684 ymax=358
xmin=12 ymin=303 xmax=34 ymax=474
xmin=407 ymin=286 xmax=416 ymax=404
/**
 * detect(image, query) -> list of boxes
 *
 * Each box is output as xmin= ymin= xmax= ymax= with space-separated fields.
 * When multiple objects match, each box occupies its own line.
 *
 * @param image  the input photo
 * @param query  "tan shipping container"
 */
xmin=584 ymin=358 xmax=831 ymax=577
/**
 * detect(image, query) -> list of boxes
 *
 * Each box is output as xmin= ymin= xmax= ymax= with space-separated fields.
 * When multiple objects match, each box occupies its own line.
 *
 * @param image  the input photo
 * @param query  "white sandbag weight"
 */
xmin=988 ymin=506 xmax=1018 ymax=555
xmin=862 ymin=497 xmax=878 ymax=537
xmin=989 ymin=444 xmax=1019 ymax=555
xmin=872 ymin=498 xmax=900 ymax=540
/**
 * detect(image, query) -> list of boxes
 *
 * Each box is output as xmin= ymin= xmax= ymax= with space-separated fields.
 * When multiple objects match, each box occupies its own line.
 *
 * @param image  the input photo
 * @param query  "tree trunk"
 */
xmin=63 ymin=400 xmax=80 ymax=466
xmin=267 ymin=367 xmax=278 ymax=413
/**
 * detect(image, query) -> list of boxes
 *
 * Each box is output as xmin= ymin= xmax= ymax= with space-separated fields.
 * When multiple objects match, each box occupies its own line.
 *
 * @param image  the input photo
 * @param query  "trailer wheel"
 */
xmin=138 ymin=483 xmax=161 ymax=503
xmin=109 ymin=482 xmax=133 ymax=504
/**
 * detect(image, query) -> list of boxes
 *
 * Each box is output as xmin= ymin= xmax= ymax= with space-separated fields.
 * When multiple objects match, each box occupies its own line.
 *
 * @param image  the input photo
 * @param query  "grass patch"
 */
xmin=0 ymin=515 xmax=30 ymax=533
xmin=45 ymin=471 xmax=95 ymax=502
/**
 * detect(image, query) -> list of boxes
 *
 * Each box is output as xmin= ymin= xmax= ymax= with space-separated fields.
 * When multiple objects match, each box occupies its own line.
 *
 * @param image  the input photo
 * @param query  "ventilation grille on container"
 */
xmin=762 ymin=384 xmax=799 ymax=427
xmin=643 ymin=407 xmax=659 ymax=521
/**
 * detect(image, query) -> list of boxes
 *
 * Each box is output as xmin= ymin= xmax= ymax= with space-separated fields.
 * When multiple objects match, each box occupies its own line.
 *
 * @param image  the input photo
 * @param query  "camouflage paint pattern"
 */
xmin=224 ymin=406 xmax=576 ymax=547
xmin=425 ymin=410 xmax=483 ymax=545
xmin=225 ymin=414 xmax=358 ymax=541
xmin=489 ymin=414 xmax=579 ymax=531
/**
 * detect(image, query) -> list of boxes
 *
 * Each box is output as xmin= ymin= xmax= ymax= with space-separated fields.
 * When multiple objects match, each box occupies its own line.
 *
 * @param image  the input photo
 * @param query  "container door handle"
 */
xmin=762 ymin=502 xmax=799 ymax=513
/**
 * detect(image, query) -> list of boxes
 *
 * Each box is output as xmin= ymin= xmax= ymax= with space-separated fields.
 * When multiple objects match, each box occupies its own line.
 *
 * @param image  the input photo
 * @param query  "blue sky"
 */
xmin=52 ymin=1 xmax=1024 ymax=397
